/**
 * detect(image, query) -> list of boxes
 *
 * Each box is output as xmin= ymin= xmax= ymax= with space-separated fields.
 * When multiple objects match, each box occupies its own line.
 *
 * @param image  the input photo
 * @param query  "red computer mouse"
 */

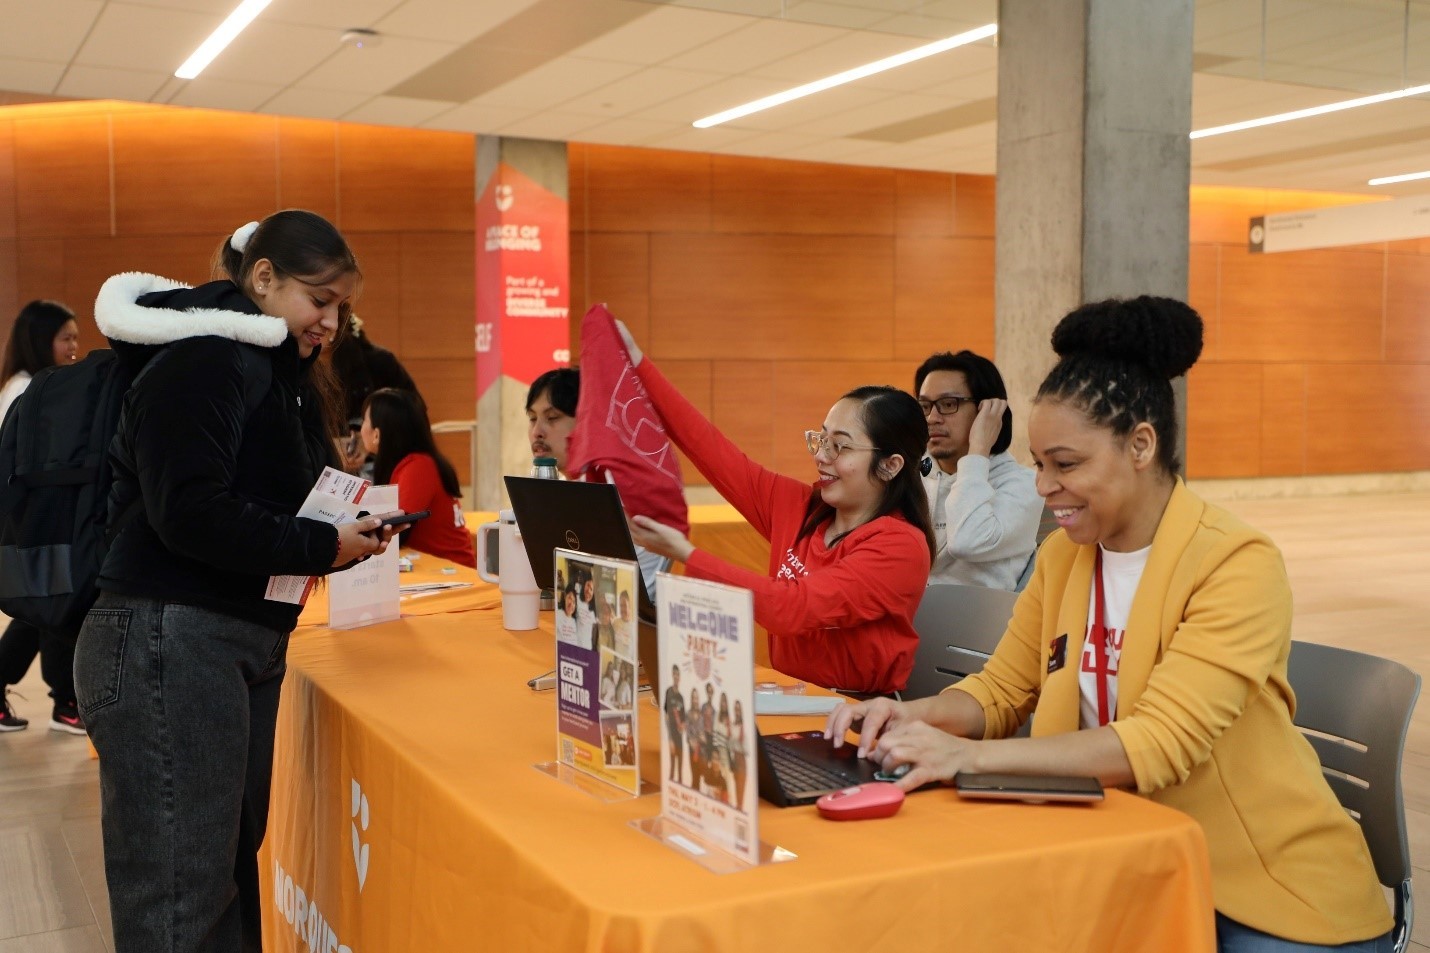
xmin=815 ymin=782 xmax=906 ymax=821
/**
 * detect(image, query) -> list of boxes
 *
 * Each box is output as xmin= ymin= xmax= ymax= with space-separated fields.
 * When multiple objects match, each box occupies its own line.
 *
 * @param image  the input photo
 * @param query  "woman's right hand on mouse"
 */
xmin=332 ymin=517 xmax=389 ymax=567
xmin=824 ymin=697 xmax=918 ymax=759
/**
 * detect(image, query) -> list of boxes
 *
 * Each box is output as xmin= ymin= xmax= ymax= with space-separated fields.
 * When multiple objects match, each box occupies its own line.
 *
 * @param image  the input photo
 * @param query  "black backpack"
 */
xmin=0 ymin=345 xmax=270 ymax=630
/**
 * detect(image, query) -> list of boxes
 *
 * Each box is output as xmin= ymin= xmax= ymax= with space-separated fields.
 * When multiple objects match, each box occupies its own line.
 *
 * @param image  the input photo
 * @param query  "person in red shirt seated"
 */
xmin=359 ymin=388 xmax=476 ymax=568
xmin=619 ymin=324 xmax=935 ymax=696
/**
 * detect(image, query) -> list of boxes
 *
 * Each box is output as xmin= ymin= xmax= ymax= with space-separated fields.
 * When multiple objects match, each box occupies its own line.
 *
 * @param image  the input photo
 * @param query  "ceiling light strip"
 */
xmin=1190 ymin=82 xmax=1430 ymax=139
xmin=1368 ymin=169 xmax=1430 ymax=186
xmin=175 ymin=0 xmax=274 ymax=80
xmin=692 ymin=23 xmax=997 ymax=129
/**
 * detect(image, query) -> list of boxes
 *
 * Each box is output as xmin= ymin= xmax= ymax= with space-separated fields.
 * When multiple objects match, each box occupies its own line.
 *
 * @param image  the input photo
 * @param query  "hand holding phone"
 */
xmin=368 ymin=510 xmax=429 ymax=531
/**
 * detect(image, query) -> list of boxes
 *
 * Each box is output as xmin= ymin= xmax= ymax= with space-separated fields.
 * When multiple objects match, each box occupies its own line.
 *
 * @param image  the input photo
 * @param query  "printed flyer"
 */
xmin=656 ymin=573 xmax=758 ymax=864
xmin=266 ymin=467 xmax=370 ymax=605
xmin=553 ymin=548 xmax=641 ymax=796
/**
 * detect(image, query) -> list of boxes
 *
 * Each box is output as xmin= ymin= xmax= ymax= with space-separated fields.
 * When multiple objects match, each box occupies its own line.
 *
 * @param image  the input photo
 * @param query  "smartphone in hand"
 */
xmin=369 ymin=510 xmax=430 ymax=530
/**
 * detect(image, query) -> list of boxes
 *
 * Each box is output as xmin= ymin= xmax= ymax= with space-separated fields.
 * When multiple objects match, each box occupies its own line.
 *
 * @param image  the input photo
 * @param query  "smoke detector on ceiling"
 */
xmin=340 ymin=28 xmax=381 ymax=49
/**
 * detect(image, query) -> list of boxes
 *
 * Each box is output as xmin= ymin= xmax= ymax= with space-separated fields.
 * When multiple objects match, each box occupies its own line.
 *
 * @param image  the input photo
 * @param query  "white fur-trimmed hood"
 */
xmin=95 ymin=272 xmax=289 ymax=347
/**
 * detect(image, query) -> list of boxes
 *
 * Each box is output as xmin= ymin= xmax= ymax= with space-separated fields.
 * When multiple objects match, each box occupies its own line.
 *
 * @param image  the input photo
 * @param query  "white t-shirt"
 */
xmin=0 ymin=371 xmax=32 ymax=424
xmin=1078 ymin=544 xmax=1151 ymax=729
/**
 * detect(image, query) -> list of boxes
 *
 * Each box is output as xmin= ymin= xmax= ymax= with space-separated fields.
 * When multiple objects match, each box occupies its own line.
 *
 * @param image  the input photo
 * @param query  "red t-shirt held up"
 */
xmin=566 ymin=304 xmax=689 ymax=534
xmin=390 ymin=452 xmax=476 ymax=568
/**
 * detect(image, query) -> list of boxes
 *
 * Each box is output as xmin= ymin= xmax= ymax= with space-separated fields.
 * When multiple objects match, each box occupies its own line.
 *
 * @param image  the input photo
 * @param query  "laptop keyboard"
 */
xmin=766 ymin=742 xmax=863 ymax=794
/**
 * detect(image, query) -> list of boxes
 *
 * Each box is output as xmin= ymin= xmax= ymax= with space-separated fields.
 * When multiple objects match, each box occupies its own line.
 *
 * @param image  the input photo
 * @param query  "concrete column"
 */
xmin=994 ymin=0 xmax=1193 ymax=463
xmin=474 ymin=136 xmax=570 ymax=510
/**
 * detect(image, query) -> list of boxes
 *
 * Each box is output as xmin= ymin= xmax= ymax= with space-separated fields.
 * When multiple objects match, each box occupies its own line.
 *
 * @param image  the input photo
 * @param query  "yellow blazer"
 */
xmin=955 ymin=481 xmax=1390 ymax=944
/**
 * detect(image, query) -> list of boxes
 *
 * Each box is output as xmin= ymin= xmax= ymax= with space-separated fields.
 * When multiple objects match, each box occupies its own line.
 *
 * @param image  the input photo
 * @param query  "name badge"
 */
xmin=1047 ymin=634 xmax=1068 ymax=674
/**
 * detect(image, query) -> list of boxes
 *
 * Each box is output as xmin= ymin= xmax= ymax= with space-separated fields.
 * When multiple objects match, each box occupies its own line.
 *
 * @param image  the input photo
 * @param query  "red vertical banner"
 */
xmin=475 ymin=163 xmax=570 ymax=398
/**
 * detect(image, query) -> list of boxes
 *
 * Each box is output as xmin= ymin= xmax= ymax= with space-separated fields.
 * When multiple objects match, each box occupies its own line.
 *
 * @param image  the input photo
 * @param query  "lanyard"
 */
xmin=1089 ymin=548 xmax=1114 ymax=727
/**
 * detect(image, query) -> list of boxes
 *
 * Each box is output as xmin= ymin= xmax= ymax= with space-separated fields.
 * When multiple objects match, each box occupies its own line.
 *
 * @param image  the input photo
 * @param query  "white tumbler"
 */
xmin=475 ymin=509 xmax=540 ymax=631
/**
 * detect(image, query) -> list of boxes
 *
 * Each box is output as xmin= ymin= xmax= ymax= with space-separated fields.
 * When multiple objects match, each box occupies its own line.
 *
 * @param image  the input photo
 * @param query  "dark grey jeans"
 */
xmin=74 ymin=593 xmax=290 ymax=953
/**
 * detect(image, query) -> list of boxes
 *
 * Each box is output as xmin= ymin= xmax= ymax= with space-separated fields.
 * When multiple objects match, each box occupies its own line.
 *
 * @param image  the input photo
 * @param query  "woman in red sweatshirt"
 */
xmin=360 ymin=388 xmax=476 ymax=568
xmin=623 ymin=325 xmax=935 ymax=695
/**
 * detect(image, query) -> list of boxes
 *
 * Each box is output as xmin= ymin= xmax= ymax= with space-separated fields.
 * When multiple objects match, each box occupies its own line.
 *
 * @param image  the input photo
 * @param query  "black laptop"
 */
xmin=503 ymin=476 xmax=660 ymax=680
xmin=757 ymin=730 xmax=886 ymax=806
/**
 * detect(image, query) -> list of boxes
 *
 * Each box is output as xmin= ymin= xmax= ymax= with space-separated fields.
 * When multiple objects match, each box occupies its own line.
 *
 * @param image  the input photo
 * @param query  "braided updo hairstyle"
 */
xmin=1035 ymin=296 xmax=1204 ymax=475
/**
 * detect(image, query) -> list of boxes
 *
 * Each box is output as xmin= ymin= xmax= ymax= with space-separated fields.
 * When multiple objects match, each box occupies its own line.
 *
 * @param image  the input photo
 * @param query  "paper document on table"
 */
xmin=754 ymin=694 xmax=844 ymax=716
xmin=265 ymin=466 xmax=372 ymax=605
xmin=399 ymin=581 xmax=474 ymax=596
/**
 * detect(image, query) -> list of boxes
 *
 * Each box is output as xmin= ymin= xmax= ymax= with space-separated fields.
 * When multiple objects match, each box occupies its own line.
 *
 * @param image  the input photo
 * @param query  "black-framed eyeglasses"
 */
xmin=804 ymin=430 xmax=879 ymax=459
xmin=917 ymin=395 xmax=974 ymax=417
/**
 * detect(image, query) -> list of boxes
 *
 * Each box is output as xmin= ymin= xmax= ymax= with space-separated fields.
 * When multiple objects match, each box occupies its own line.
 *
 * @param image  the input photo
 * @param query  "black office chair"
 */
xmin=903 ymin=583 xmax=1020 ymax=700
xmin=1286 ymin=640 xmax=1420 ymax=953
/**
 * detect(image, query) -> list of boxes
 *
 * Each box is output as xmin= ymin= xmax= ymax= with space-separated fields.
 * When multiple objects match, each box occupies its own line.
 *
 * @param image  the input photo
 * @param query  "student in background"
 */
xmin=617 ymin=319 xmax=934 ymax=697
xmin=914 ymin=350 xmax=1041 ymax=591
xmin=0 ymin=300 xmax=85 ymax=734
xmin=361 ymin=387 xmax=475 ymax=568
xmin=828 ymin=297 xmax=1391 ymax=953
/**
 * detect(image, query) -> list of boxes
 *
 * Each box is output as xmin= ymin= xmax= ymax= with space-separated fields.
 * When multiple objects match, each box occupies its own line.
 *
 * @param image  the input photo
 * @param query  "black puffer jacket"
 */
xmin=94 ymin=273 xmax=340 ymax=632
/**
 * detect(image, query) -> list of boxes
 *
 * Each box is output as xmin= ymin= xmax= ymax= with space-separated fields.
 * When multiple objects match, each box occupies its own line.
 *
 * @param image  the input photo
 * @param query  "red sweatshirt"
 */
xmin=634 ymin=361 xmax=930 ymax=694
xmin=390 ymin=453 xmax=476 ymax=568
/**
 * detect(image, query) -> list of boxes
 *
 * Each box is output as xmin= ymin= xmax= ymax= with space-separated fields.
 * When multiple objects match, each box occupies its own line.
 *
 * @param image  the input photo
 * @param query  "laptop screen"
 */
xmin=503 ymin=476 xmax=658 ymax=624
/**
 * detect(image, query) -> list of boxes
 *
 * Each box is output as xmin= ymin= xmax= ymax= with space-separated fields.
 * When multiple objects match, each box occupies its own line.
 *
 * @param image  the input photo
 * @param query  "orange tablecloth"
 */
xmin=466 ymin=503 xmax=771 ymax=576
xmin=259 ymin=586 xmax=1215 ymax=953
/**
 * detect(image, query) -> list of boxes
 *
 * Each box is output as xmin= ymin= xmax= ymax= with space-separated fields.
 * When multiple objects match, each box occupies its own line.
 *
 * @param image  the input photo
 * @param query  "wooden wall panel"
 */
xmin=579 ymin=144 xmax=709 ymax=234
xmin=1260 ymin=363 xmax=1306 ymax=476
xmin=658 ymin=359 xmax=712 ymax=484
xmin=0 ymin=239 xmax=16 ymax=326
xmin=770 ymin=360 xmax=912 ymax=479
xmin=712 ymin=156 xmax=894 ymax=236
xmin=952 ymin=174 xmax=995 ymax=238
xmin=113 ymin=110 xmax=278 ymax=237
xmin=567 ymin=143 xmax=589 ymax=231
xmin=892 ymin=236 xmax=995 ymax=362
xmin=712 ymin=361 xmax=774 ymax=472
xmin=348 ymin=231 xmax=402 ymax=350
xmin=277 ymin=118 xmax=338 ymax=221
xmin=63 ymin=235 xmax=214 ymax=329
xmin=1218 ymin=246 xmax=1384 ymax=363
xmin=13 ymin=113 xmax=111 ymax=239
xmin=649 ymin=233 xmax=894 ymax=362
xmin=1385 ymin=253 xmax=1430 ymax=363
xmin=0 ymin=120 xmax=15 ymax=240
xmin=1186 ymin=363 xmax=1263 ymax=478
xmin=1190 ymin=187 xmax=1267 ymax=245
xmin=337 ymin=124 xmax=473 ymax=233
xmin=399 ymin=231 xmax=475 ymax=359
xmin=895 ymin=170 xmax=953 ymax=237
xmin=572 ymin=232 xmax=649 ymax=360
xmin=16 ymin=240 xmax=64 ymax=315
xmin=1305 ymin=364 xmax=1430 ymax=473
xmin=1187 ymin=243 xmax=1219 ymax=361
xmin=403 ymin=357 xmax=475 ymax=484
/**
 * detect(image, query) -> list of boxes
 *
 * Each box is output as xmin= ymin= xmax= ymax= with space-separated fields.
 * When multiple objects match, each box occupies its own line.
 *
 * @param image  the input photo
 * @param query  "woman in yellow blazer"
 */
xmin=828 ymin=297 xmax=1390 ymax=952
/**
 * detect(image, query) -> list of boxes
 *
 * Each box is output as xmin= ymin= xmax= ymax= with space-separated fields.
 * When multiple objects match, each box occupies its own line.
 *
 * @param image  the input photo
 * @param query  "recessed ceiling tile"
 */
xmin=260 ymin=86 xmax=371 ymax=120
xmin=72 ymin=3 xmax=218 ymax=73
xmin=715 ymin=129 xmax=825 ymax=157
xmin=639 ymin=74 xmax=802 ymax=123
xmin=567 ymin=5 xmax=750 ymax=65
xmin=782 ymin=91 xmax=953 ymax=137
xmin=374 ymin=0 xmax=542 ymax=44
xmin=491 ymin=110 xmax=604 ymax=140
xmin=772 ymin=136 xmax=886 ymax=165
xmin=855 ymin=43 xmax=997 ymax=93
xmin=663 ymin=18 xmax=851 ymax=75
xmin=742 ymin=30 xmax=920 ymax=83
xmin=784 ymin=1 xmax=890 ymax=31
xmin=709 ymin=83 xmax=891 ymax=133
xmin=265 ymin=0 xmax=403 ymax=29
xmin=574 ymin=116 xmax=684 ymax=146
xmin=55 ymin=65 xmax=168 ymax=101
xmin=341 ymin=95 xmax=454 ymax=127
xmin=299 ymin=35 xmax=459 ymax=93
xmin=0 ymin=0 xmax=102 ymax=61
xmin=639 ymin=124 xmax=759 ymax=153
xmin=475 ymin=57 xmax=643 ymax=111
xmin=872 ymin=11 xmax=997 ymax=40
xmin=419 ymin=100 xmax=530 ymax=133
xmin=0 ymin=58 xmax=66 ymax=95
xmin=560 ymin=66 xmax=726 ymax=117
xmin=198 ymin=20 xmax=342 ymax=86
xmin=169 ymin=76 xmax=285 ymax=112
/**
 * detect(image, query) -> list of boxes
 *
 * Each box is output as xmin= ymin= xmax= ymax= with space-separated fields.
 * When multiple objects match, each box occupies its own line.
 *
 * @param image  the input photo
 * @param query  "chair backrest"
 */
xmin=903 ymin=583 xmax=1020 ymax=700
xmin=1286 ymin=640 xmax=1419 ymax=952
xmin=1034 ymin=507 xmax=1060 ymax=546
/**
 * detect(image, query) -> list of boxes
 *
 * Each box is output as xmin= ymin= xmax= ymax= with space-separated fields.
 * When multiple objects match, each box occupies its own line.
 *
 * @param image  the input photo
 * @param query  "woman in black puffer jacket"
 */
xmin=76 ymin=209 xmax=394 ymax=953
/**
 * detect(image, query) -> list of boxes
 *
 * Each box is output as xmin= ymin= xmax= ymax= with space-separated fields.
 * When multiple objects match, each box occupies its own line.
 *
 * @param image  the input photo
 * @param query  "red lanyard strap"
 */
xmin=1089 ymin=548 xmax=1113 ymax=726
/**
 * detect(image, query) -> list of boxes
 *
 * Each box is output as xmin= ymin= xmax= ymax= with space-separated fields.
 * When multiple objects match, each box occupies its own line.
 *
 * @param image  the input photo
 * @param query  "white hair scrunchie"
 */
xmin=229 ymin=220 xmax=260 ymax=254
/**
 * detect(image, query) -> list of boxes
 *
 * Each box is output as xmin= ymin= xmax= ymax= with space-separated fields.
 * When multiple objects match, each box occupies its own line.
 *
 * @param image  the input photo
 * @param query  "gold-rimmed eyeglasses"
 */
xmin=804 ymin=430 xmax=879 ymax=459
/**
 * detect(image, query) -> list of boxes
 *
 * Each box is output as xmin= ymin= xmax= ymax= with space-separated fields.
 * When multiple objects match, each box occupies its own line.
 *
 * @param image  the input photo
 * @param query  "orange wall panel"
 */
xmin=348 ymin=231 xmax=403 ymax=348
xmin=578 ymin=144 xmax=710 ymax=234
xmin=658 ymin=359 xmax=713 ymax=483
xmin=1218 ymin=246 xmax=1384 ymax=363
xmin=1385 ymin=253 xmax=1430 ymax=364
xmin=1305 ymin=363 xmax=1430 ymax=473
xmin=1187 ymin=243 xmax=1219 ymax=360
xmin=0 ymin=239 xmax=16 ymax=324
xmin=13 ymin=113 xmax=111 ymax=239
xmin=16 ymin=239 xmax=65 ymax=314
xmin=278 ymin=118 xmax=339 ymax=221
xmin=398 ymin=231 xmax=476 ymax=360
xmin=1260 ymin=363 xmax=1307 ymax=476
xmin=572 ymin=232 xmax=649 ymax=357
xmin=712 ymin=361 xmax=775 ymax=472
xmin=892 ymin=236 xmax=995 ymax=362
xmin=895 ymin=170 xmax=954 ymax=237
xmin=649 ymin=232 xmax=895 ymax=362
xmin=952 ymin=174 xmax=996 ymax=238
xmin=770 ymin=360 xmax=912 ymax=480
xmin=337 ymin=124 xmax=473 ymax=233
xmin=0 ymin=120 xmax=15 ymax=240
xmin=712 ymin=155 xmax=894 ymax=236
xmin=1186 ymin=363 xmax=1263 ymax=478
xmin=113 ymin=109 xmax=279 ymax=237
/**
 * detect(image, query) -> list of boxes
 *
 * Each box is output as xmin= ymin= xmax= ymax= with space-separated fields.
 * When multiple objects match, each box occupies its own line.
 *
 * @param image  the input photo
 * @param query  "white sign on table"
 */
xmin=328 ymin=484 xmax=401 ymax=629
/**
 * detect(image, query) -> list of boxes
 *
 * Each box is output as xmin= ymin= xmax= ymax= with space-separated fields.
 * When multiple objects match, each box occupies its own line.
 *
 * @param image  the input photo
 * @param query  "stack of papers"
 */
xmin=754 ymin=693 xmax=845 ymax=716
xmin=399 ymin=581 xmax=473 ymax=598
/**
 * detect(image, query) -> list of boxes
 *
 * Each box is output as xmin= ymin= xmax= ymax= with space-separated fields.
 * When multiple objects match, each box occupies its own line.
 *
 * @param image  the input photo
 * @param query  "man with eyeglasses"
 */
xmin=914 ymin=351 xmax=1041 ymax=591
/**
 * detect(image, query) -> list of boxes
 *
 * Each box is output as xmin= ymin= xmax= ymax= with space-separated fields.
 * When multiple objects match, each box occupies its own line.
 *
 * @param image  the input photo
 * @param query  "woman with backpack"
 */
xmin=74 ymin=210 xmax=396 ymax=953
xmin=0 ymin=299 xmax=85 ymax=734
